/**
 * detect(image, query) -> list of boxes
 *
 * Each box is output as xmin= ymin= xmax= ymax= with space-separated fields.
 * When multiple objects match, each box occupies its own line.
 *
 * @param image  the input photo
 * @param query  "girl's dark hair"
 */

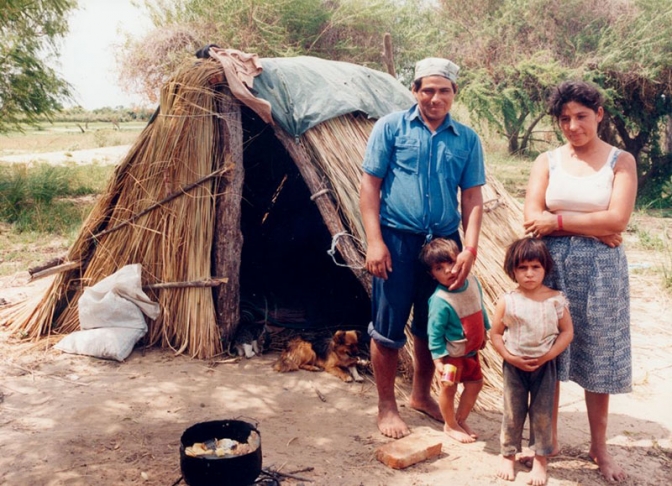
xmin=420 ymin=238 xmax=460 ymax=268
xmin=503 ymin=238 xmax=553 ymax=281
xmin=548 ymin=80 xmax=603 ymax=119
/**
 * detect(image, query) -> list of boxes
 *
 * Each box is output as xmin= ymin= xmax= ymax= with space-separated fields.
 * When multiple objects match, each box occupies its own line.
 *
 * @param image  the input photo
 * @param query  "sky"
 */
xmin=55 ymin=0 xmax=153 ymax=110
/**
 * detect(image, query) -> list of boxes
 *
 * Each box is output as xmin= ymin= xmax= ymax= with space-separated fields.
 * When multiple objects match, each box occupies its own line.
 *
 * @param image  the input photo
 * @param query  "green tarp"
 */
xmin=254 ymin=56 xmax=415 ymax=137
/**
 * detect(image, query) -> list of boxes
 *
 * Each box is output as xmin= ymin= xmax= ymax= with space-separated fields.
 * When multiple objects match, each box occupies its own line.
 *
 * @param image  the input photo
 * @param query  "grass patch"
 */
xmin=0 ymin=163 xmax=113 ymax=233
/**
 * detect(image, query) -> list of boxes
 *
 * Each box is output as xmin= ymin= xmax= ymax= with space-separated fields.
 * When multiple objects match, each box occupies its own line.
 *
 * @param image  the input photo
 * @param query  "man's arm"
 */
xmin=359 ymin=173 xmax=392 ymax=280
xmin=449 ymin=185 xmax=483 ymax=290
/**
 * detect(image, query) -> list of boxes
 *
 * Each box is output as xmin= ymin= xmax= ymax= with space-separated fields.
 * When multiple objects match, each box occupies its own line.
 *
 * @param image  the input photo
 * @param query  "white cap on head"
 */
xmin=413 ymin=58 xmax=460 ymax=83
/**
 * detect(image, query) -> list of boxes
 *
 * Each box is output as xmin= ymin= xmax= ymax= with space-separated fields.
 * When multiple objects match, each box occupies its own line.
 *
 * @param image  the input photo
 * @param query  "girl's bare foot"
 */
xmin=458 ymin=420 xmax=478 ymax=439
xmin=443 ymin=422 xmax=475 ymax=443
xmin=377 ymin=404 xmax=410 ymax=439
xmin=528 ymin=455 xmax=548 ymax=485
xmin=518 ymin=445 xmax=559 ymax=468
xmin=589 ymin=447 xmax=627 ymax=482
xmin=497 ymin=455 xmax=516 ymax=481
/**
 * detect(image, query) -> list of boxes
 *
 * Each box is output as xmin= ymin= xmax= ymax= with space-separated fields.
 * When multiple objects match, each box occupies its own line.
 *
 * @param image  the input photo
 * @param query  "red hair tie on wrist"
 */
xmin=465 ymin=246 xmax=477 ymax=259
xmin=557 ymin=214 xmax=563 ymax=231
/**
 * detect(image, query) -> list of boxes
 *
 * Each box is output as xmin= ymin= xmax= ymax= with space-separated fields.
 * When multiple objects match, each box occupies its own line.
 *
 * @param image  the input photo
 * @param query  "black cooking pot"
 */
xmin=180 ymin=419 xmax=262 ymax=486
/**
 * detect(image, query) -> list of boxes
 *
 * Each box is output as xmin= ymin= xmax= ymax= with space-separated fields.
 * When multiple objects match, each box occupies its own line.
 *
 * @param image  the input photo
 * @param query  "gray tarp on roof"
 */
xmin=253 ymin=56 xmax=415 ymax=137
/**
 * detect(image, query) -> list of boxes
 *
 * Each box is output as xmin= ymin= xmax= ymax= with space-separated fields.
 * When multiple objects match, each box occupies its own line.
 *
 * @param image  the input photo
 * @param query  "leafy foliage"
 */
xmin=117 ymin=0 xmax=435 ymax=102
xmin=0 ymin=0 xmax=77 ymax=132
xmin=587 ymin=0 xmax=672 ymax=200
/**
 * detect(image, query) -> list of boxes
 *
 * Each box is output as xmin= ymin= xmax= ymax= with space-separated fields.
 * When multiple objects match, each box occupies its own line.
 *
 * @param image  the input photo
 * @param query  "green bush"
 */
xmin=0 ymin=163 xmax=112 ymax=234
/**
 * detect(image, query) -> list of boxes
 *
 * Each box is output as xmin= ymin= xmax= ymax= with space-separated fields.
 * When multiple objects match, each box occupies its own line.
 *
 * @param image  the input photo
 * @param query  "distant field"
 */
xmin=0 ymin=121 xmax=146 ymax=155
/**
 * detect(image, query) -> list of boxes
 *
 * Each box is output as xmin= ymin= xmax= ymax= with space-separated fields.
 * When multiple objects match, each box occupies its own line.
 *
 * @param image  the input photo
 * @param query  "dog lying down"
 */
xmin=273 ymin=330 xmax=365 ymax=382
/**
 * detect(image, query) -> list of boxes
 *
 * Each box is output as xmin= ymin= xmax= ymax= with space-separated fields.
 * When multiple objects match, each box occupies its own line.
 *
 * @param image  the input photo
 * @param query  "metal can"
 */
xmin=440 ymin=364 xmax=458 ymax=385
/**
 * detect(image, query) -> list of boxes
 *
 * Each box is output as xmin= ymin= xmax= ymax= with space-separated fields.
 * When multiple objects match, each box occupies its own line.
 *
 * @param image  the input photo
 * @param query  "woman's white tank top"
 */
xmin=545 ymin=146 xmax=621 ymax=214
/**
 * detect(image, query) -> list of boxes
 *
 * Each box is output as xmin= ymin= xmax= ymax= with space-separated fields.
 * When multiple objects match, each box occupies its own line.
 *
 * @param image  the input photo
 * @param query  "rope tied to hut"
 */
xmin=327 ymin=232 xmax=365 ymax=269
xmin=309 ymin=188 xmax=330 ymax=200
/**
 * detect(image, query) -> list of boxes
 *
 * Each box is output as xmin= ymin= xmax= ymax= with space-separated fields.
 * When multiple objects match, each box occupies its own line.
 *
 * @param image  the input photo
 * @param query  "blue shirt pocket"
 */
xmin=392 ymin=138 xmax=420 ymax=174
xmin=441 ymin=148 xmax=470 ymax=183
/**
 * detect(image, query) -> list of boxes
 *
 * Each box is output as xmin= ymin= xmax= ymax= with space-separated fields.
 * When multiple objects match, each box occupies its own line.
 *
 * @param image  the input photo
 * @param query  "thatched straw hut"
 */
xmin=5 ymin=54 xmax=523 ymax=406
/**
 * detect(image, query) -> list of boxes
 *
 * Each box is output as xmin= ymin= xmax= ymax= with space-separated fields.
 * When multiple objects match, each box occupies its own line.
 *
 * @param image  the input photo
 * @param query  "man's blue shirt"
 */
xmin=362 ymin=104 xmax=485 ymax=237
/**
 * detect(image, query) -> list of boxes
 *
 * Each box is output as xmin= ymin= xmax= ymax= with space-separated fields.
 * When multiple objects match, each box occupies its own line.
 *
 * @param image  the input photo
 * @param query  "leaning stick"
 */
xmin=91 ymin=165 xmax=230 ymax=241
xmin=28 ymin=256 xmax=68 ymax=276
xmin=30 ymin=261 xmax=81 ymax=281
xmin=143 ymin=278 xmax=229 ymax=290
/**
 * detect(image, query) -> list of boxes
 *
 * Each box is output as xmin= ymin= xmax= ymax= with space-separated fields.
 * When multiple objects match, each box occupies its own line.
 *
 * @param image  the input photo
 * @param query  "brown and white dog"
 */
xmin=272 ymin=330 xmax=364 ymax=382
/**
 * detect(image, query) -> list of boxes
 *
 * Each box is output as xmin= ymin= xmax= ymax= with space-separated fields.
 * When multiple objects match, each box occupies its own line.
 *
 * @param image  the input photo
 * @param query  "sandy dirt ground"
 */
xmin=0 ymin=147 xmax=670 ymax=485
xmin=1 ymin=239 xmax=670 ymax=486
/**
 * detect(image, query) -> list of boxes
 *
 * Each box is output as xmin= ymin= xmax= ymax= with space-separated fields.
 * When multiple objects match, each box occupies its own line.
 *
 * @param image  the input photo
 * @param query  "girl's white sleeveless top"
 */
xmin=545 ymin=146 xmax=620 ymax=214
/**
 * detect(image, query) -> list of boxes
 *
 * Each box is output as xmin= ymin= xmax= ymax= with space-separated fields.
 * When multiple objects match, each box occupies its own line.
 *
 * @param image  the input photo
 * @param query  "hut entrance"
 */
xmin=239 ymin=109 xmax=370 ymax=332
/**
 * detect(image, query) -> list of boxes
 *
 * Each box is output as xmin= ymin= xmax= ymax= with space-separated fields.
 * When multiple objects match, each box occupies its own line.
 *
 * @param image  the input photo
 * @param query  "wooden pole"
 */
xmin=212 ymin=94 xmax=245 ymax=346
xmin=382 ymin=33 xmax=396 ymax=78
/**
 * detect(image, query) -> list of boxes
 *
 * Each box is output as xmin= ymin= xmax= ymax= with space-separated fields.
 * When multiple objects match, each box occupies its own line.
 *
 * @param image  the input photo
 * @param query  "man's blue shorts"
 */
xmin=367 ymin=226 xmax=461 ymax=349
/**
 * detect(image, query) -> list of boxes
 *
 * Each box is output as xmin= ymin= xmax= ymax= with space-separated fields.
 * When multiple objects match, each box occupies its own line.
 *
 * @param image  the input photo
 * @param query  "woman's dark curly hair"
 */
xmin=548 ymin=80 xmax=603 ymax=119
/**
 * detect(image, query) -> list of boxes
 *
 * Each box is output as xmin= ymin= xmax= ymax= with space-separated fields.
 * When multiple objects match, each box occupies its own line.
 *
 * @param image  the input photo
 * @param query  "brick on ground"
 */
xmin=375 ymin=427 xmax=443 ymax=469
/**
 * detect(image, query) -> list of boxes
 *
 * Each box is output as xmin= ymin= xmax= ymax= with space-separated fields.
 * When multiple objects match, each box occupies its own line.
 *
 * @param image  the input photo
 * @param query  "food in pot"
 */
xmin=185 ymin=430 xmax=260 ymax=458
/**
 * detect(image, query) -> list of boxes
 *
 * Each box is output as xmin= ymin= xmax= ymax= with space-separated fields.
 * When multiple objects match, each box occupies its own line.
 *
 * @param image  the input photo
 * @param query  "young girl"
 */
xmin=420 ymin=238 xmax=490 ymax=444
xmin=490 ymin=238 xmax=573 ymax=486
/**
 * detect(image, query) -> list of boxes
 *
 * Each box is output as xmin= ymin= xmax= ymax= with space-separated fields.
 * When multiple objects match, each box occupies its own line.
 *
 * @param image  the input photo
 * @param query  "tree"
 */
xmin=117 ymin=0 xmax=436 ymax=103
xmin=0 ymin=0 xmax=77 ymax=132
xmin=436 ymin=0 xmax=621 ymax=155
xmin=461 ymin=58 xmax=569 ymax=154
xmin=588 ymin=0 xmax=672 ymax=197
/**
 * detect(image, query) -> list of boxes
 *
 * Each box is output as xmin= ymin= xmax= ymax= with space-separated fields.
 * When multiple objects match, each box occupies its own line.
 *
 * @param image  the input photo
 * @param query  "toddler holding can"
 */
xmin=490 ymin=237 xmax=573 ymax=486
xmin=420 ymin=238 xmax=490 ymax=443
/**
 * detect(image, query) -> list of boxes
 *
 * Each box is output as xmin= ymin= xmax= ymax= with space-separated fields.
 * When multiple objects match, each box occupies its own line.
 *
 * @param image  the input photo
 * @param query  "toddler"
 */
xmin=420 ymin=238 xmax=490 ymax=443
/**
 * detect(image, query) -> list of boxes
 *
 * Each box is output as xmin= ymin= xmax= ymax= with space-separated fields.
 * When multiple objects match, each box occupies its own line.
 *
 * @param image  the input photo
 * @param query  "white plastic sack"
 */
xmin=54 ymin=264 xmax=161 ymax=362
xmin=78 ymin=263 xmax=160 ymax=330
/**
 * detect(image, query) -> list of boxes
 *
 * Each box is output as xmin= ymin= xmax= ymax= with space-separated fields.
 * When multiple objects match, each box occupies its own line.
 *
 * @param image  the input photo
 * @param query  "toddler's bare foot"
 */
xmin=443 ymin=422 xmax=475 ymax=443
xmin=458 ymin=420 xmax=478 ymax=439
xmin=528 ymin=455 xmax=548 ymax=485
xmin=589 ymin=447 xmax=627 ymax=482
xmin=377 ymin=403 xmax=410 ymax=439
xmin=409 ymin=396 xmax=443 ymax=423
xmin=497 ymin=455 xmax=516 ymax=481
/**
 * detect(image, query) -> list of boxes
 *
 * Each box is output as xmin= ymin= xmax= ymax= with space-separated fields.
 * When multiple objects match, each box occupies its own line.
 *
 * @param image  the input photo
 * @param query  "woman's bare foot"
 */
xmin=458 ymin=420 xmax=478 ymax=439
xmin=528 ymin=455 xmax=548 ymax=485
xmin=444 ymin=422 xmax=475 ymax=443
xmin=377 ymin=404 xmax=410 ymax=439
xmin=589 ymin=447 xmax=627 ymax=482
xmin=497 ymin=455 xmax=516 ymax=481
xmin=409 ymin=396 xmax=443 ymax=423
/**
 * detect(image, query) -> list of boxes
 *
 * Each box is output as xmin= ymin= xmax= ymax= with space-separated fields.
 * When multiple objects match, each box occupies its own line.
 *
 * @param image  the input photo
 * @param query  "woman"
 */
xmin=523 ymin=80 xmax=637 ymax=482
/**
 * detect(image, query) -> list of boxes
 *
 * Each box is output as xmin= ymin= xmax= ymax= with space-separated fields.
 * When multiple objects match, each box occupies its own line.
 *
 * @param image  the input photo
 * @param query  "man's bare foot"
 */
xmin=458 ymin=420 xmax=478 ymax=439
xmin=409 ymin=396 xmax=443 ymax=423
xmin=528 ymin=455 xmax=548 ymax=485
xmin=444 ymin=422 xmax=475 ymax=443
xmin=377 ymin=406 xmax=410 ymax=439
xmin=497 ymin=455 xmax=516 ymax=481
xmin=589 ymin=447 xmax=627 ymax=482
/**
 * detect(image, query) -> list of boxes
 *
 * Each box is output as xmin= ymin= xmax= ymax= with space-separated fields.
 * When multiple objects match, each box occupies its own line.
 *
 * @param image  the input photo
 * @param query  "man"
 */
xmin=359 ymin=57 xmax=485 ymax=438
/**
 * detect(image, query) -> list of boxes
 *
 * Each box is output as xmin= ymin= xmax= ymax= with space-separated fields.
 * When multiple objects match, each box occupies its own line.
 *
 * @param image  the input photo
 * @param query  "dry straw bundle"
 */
xmin=7 ymin=61 xmax=231 ymax=359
